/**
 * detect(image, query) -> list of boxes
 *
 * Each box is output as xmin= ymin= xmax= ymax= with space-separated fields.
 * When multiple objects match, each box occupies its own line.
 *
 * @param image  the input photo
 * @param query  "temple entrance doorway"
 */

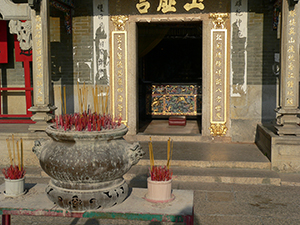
xmin=137 ymin=22 xmax=202 ymax=135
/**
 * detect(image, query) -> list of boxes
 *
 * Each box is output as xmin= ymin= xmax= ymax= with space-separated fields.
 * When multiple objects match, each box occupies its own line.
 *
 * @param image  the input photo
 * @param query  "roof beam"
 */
xmin=0 ymin=0 xmax=31 ymax=20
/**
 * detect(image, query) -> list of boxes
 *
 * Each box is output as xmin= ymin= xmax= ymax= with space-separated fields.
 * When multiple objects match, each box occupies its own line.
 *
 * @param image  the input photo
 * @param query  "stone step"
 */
xmin=126 ymin=134 xmax=225 ymax=142
xmin=136 ymin=141 xmax=271 ymax=170
xmin=124 ymin=165 xmax=282 ymax=186
xmin=279 ymin=173 xmax=300 ymax=186
xmin=137 ymin=159 xmax=271 ymax=170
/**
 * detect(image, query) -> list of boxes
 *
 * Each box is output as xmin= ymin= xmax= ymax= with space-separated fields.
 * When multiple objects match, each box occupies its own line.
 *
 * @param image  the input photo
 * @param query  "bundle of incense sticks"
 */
xmin=148 ymin=137 xmax=173 ymax=170
xmin=76 ymin=81 xmax=89 ymax=113
xmin=54 ymin=112 xmax=122 ymax=131
xmin=148 ymin=137 xmax=173 ymax=181
xmin=149 ymin=137 xmax=173 ymax=170
xmin=6 ymin=134 xmax=24 ymax=171
xmin=77 ymin=82 xmax=110 ymax=115
xmin=92 ymin=85 xmax=109 ymax=115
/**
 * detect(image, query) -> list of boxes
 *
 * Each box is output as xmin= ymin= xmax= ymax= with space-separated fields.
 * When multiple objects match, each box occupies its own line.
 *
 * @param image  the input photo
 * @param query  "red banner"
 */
xmin=0 ymin=20 xmax=8 ymax=64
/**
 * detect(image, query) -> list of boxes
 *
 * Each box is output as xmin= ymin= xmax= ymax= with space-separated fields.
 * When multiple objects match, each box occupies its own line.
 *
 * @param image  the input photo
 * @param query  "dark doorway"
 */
xmin=138 ymin=22 xmax=202 ymax=135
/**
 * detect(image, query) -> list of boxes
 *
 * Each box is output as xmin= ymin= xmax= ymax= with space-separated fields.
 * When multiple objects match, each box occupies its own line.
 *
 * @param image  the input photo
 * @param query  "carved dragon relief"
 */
xmin=9 ymin=20 xmax=32 ymax=51
xmin=111 ymin=15 xmax=128 ymax=31
xmin=209 ymin=13 xmax=229 ymax=29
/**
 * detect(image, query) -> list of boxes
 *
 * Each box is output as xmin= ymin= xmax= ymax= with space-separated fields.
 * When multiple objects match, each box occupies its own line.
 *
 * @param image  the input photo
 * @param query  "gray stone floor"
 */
xmin=2 ymin=177 xmax=300 ymax=225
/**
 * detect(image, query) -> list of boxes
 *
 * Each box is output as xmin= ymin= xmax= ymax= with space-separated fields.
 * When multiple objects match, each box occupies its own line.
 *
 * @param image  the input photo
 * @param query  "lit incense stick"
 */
xmin=167 ymin=137 xmax=171 ymax=169
xmin=171 ymin=139 xmax=173 ymax=166
xmin=59 ymin=86 xmax=63 ymax=114
xmin=167 ymin=138 xmax=173 ymax=169
xmin=101 ymin=86 xmax=104 ymax=114
xmin=105 ymin=87 xmax=109 ymax=114
xmin=16 ymin=140 xmax=21 ymax=170
xmin=63 ymin=85 xmax=67 ymax=114
xmin=20 ymin=138 xmax=23 ymax=169
xmin=77 ymin=81 xmax=82 ymax=113
xmin=83 ymin=82 xmax=88 ymax=112
xmin=79 ymin=89 xmax=83 ymax=113
xmin=96 ymin=86 xmax=99 ymax=114
xmin=149 ymin=137 xmax=154 ymax=170
xmin=12 ymin=134 xmax=15 ymax=166
xmin=82 ymin=82 xmax=86 ymax=112
xmin=6 ymin=138 xmax=12 ymax=166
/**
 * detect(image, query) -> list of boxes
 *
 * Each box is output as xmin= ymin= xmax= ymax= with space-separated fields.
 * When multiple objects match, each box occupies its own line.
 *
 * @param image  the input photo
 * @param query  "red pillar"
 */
xmin=2 ymin=214 xmax=11 ymax=225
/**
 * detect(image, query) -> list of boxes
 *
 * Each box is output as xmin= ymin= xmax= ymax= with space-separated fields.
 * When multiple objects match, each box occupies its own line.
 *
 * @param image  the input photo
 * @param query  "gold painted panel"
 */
xmin=284 ymin=8 xmax=298 ymax=107
xmin=35 ymin=15 xmax=44 ymax=104
xmin=112 ymin=31 xmax=127 ymax=125
xmin=109 ymin=0 xmax=231 ymax=15
xmin=209 ymin=28 xmax=228 ymax=136
xmin=147 ymin=84 xmax=199 ymax=116
xmin=210 ymin=29 xmax=227 ymax=124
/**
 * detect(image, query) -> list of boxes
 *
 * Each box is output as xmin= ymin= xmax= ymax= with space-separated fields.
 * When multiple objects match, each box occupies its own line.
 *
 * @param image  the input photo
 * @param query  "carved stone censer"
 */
xmin=32 ymin=124 xmax=144 ymax=211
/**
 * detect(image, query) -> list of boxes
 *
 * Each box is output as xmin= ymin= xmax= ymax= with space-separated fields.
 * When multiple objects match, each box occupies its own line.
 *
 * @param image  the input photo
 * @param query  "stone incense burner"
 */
xmin=32 ymin=124 xmax=144 ymax=211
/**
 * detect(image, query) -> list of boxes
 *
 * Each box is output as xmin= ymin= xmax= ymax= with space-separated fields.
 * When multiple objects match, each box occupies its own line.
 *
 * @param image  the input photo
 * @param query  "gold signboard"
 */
xmin=209 ymin=13 xmax=228 ymax=136
xmin=35 ymin=15 xmax=44 ymax=104
xmin=284 ymin=9 xmax=297 ymax=107
xmin=111 ymin=16 xmax=128 ymax=125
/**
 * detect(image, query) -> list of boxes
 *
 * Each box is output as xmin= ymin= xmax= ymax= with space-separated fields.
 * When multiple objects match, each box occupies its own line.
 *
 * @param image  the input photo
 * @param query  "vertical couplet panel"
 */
xmin=210 ymin=29 xmax=227 ymax=125
xmin=112 ymin=31 xmax=128 ymax=125
xmin=209 ymin=13 xmax=229 ymax=136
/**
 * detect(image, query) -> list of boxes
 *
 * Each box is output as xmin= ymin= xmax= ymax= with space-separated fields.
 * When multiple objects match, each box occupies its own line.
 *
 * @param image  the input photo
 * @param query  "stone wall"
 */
xmin=50 ymin=0 xmax=110 ymax=115
xmin=49 ymin=1 xmax=95 ymax=114
xmin=50 ymin=8 xmax=74 ymax=85
xmin=230 ymin=0 xmax=279 ymax=142
xmin=72 ymin=0 xmax=94 ymax=84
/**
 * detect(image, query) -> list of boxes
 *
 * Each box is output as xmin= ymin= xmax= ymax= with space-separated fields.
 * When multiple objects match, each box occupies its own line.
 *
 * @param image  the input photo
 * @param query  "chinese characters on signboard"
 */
xmin=35 ymin=15 xmax=45 ymax=104
xmin=211 ymin=29 xmax=227 ymax=125
xmin=136 ymin=0 xmax=205 ymax=14
xmin=93 ymin=0 xmax=110 ymax=85
xmin=112 ymin=31 xmax=127 ymax=125
xmin=230 ymin=0 xmax=247 ymax=97
xmin=209 ymin=13 xmax=228 ymax=136
xmin=285 ymin=9 xmax=297 ymax=107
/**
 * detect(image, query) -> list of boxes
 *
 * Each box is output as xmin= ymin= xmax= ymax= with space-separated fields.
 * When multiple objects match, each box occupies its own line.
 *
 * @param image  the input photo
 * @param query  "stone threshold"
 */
xmin=137 ymin=159 xmax=271 ymax=170
xmin=125 ymin=165 xmax=281 ymax=186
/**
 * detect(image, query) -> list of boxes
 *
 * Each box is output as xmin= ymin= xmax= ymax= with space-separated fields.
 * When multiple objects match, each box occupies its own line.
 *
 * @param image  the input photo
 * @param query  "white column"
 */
xmin=276 ymin=0 xmax=300 ymax=136
xmin=29 ymin=0 xmax=56 ymax=131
